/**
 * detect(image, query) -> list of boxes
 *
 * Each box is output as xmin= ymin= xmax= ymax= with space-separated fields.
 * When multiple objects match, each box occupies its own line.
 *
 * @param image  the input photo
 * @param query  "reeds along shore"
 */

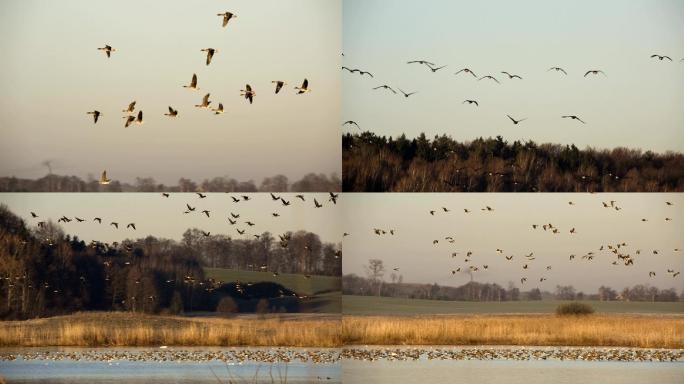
xmin=1 ymin=312 xmax=683 ymax=349
xmin=0 ymin=312 xmax=342 ymax=348
xmin=342 ymin=315 xmax=684 ymax=349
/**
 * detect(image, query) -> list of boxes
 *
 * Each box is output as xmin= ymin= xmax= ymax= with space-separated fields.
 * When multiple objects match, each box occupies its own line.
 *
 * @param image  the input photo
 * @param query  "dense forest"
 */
xmin=0 ymin=172 xmax=341 ymax=192
xmin=342 ymin=273 xmax=682 ymax=303
xmin=343 ymin=132 xmax=684 ymax=192
xmin=0 ymin=205 xmax=341 ymax=319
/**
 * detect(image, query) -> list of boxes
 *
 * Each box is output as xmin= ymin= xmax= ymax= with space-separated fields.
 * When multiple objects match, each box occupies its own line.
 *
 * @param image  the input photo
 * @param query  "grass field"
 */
xmin=0 ymin=312 xmax=341 ymax=348
xmin=343 ymin=314 xmax=684 ymax=348
xmin=343 ymin=295 xmax=684 ymax=315
xmin=204 ymin=268 xmax=341 ymax=296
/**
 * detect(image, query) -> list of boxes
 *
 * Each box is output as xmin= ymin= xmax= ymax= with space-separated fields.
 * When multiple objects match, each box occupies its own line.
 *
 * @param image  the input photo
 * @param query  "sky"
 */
xmin=342 ymin=193 xmax=684 ymax=292
xmin=0 ymin=0 xmax=341 ymax=185
xmin=0 ymin=193 xmax=342 ymax=245
xmin=342 ymin=0 xmax=684 ymax=152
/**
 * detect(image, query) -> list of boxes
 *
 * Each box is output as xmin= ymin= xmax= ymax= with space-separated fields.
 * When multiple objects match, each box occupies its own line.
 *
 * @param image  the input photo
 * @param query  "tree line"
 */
xmin=0 ymin=205 xmax=340 ymax=319
xmin=0 ymin=173 xmax=341 ymax=192
xmin=343 ymin=132 xmax=684 ymax=192
xmin=343 ymin=258 xmax=682 ymax=302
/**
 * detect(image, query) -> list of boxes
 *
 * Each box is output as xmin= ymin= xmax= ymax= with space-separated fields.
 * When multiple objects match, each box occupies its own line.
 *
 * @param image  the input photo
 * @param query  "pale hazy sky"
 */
xmin=0 ymin=0 xmax=341 ymax=184
xmin=342 ymin=0 xmax=684 ymax=152
xmin=0 ymin=193 xmax=342 ymax=245
xmin=342 ymin=193 xmax=684 ymax=292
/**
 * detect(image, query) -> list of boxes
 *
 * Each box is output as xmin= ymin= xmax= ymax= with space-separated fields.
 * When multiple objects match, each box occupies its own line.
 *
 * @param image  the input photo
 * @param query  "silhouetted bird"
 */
xmin=201 ymin=48 xmax=216 ymax=65
xmin=87 ymin=110 xmax=101 ymax=124
xmin=183 ymin=74 xmax=199 ymax=90
xmin=217 ymin=12 xmax=236 ymax=27
xmin=97 ymin=44 xmax=115 ymax=58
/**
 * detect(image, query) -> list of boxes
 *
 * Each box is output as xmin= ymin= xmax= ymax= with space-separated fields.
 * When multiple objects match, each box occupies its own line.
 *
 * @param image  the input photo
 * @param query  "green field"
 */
xmin=204 ymin=268 xmax=341 ymax=296
xmin=343 ymin=295 xmax=684 ymax=315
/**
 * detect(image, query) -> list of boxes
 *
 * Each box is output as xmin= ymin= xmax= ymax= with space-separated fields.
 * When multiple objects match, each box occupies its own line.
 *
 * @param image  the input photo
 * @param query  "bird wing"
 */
xmin=584 ymin=71 xmax=591 ymax=77
xmin=128 ymin=101 xmax=136 ymax=111
xmin=203 ymin=93 xmax=210 ymax=104
xmin=560 ymin=68 xmax=567 ymax=74
xmin=206 ymin=50 xmax=214 ymax=65
xmin=507 ymin=115 xmax=516 ymax=123
xmin=168 ymin=106 xmax=174 ymax=114
xmin=137 ymin=110 xmax=143 ymax=121
xmin=223 ymin=14 xmax=229 ymax=27
xmin=191 ymin=74 xmax=197 ymax=87
xmin=302 ymin=78 xmax=308 ymax=89
xmin=246 ymin=84 xmax=252 ymax=92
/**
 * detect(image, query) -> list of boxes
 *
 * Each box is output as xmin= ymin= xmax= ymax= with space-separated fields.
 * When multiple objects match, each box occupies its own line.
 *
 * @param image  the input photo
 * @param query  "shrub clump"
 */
xmin=556 ymin=302 xmax=595 ymax=315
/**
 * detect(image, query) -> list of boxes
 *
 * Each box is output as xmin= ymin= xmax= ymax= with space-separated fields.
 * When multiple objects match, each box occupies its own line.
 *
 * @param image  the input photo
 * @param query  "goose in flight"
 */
xmin=202 ymin=231 xmax=211 ymax=237
xmin=296 ymin=194 xmax=305 ymax=201
xmin=183 ymin=74 xmax=199 ymax=90
xmin=270 ymin=193 xmax=280 ymax=201
xmin=195 ymin=93 xmax=212 ymax=108
xmin=123 ymin=115 xmax=135 ymax=128
xmin=110 ymin=222 xmax=119 ymax=229
xmin=562 ymin=115 xmax=586 ymax=124
xmin=272 ymin=213 xmax=280 ymax=217
xmin=127 ymin=223 xmax=136 ymax=230
xmin=164 ymin=106 xmax=178 ymax=117
xmin=231 ymin=196 xmax=240 ymax=203
xmin=30 ymin=212 xmax=38 ymax=218
xmin=122 ymin=101 xmax=136 ymax=113
xmin=162 ymin=193 xmax=170 ymax=197
xmin=97 ymin=45 xmax=116 ymax=58
xmin=426 ymin=64 xmax=447 ymax=72
xmin=407 ymin=60 xmax=435 ymax=66
xmin=501 ymin=71 xmax=522 ymax=79
xmin=87 ymin=110 xmax=102 ymax=124
xmin=230 ymin=212 xmax=239 ymax=218
xmin=398 ymin=89 xmax=417 ymax=98
xmin=272 ymin=81 xmax=286 ymax=94
xmin=201 ymin=210 xmax=210 ymax=218
xmin=454 ymin=68 xmax=477 ymax=78
xmin=186 ymin=204 xmax=196 ymax=212
xmin=281 ymin=199 xmax=291 ymax=206
xmin=295 ymin=78 xmax=310 ymax=94
xmin=507 ymin=115 xmax=526 ymax=125
xmin=240 ymin=85 xmax=255 ymax=104
xmin=228 ymin=218 xmax=236 ymax=225
xmin=463 ymin=100 xmax=479 ymax=106
xmin=212 ymin=103 xmax=224 ymax=114
xmin=201 ymin=48 xmax=216 ymax=65
xmin=650 ymin=54 xmax=672 ymax=61
xmin=94 ymin=217 xmax=102 ymax=223
xmin=196 ymin=192 xmax=206 ymax=198
xmin=548 ymin=67 xmax=567 ymax=75
xmin=584 ymin=70 xmax=606 ymax=77
xmin=75 ymin=217 xmax=85 ymax=222
xmin=99 ymin=170 xmax=111 ymax=185
xmin=373 ymin=85 xmax=396 ymax=94
xmin=478 ymin=75 xmax=500 ymax=84
xmin=217 ymin=12 xmax=236 ymax=27
xmin=134 ymin=111 xmax=143 ymax=125
xmin=314 ymin=198 xmax=323 ymax=208
xmin=329 ymin=192 xmax=339 ymax=204
xmin=236 ymin=229 xmax=245 ymax=235
xmin=343 ymin=120 xmax=360 ymax=129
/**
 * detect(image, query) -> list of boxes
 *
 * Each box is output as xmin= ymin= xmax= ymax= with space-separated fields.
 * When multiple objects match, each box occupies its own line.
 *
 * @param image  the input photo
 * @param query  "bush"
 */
xmin=556 ymin=302 xmax=595 ymax=315
xmin=216 ymin=297 xmax=239 ymax=317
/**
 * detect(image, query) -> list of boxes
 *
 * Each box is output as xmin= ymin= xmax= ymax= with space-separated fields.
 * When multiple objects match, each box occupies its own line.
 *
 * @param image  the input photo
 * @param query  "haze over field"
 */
xmin=0 ymin=0 xmax=341 ymax=185
xmin=342 ymin=0 xmax=684 ymax=152
xmin=342 ymin=193 xmax=684 ymax=292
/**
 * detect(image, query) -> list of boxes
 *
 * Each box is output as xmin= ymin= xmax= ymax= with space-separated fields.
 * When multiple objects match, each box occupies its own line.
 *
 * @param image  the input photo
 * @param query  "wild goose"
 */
xmin=548 ymin=67 xmax=567 ymax=75
xmin=478 ymin=75 xmax=500 ymax=84
xmin=122 ymin=101 xmax=136 ymax=113
xmin=463 ymin=100 xmax=478 ymax=106
xmin=87 ymin=110 xmax=102 ymax=124
xmin=212 ymin=103 xmax=224 ymax=114
xmin=454 ymin=68 xmax=477 ymax=77
xmin=183 ymin=74 xmax=199 ymax=90
xmin=295 ymin=78 xmax=310 ymax=94
xmin=373 ymin=85 xmax=396 ymax=94
xmin=650 ymin=54 xmax=672 ymax=61
xmin=584 ymin=70 xmax=606 ymax=77
xmin=195 ymin=93 xmax=212 ymax=108
xmin=164 ymin=106 xmax=178 ymax=117
xmin=97 ymin=45 xmax=116 ymax=58
xmin=343 ymin=120 xmax=360 ymax=129
xmin=272 ymin=81 xmax=286 ymax=94
xmin=217 ymin=12 xmax=236 ymax=27
xmin=201 ymin=48 xmax=216 ymax=65
xmin=398 ymin=89 xmax=417 ymax=98
xmin=562 ymin=115 xmax=586 ymax=124
xmin=506 ymin=115 xmax=526 ymax=124
xmin=240 ymin=85 xmax=255 ymax=104
xmin=501 ymin=71 xmax=522 ymax=79
xmin=99 ymin=170 xmax=111 ymax=185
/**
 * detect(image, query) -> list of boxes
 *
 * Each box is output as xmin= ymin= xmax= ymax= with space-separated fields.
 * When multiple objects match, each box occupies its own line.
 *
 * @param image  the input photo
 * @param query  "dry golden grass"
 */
xmin=0 ymin=312 xmax=341 ymax=348
xmin=343 ymin=314 xmax=684 ymax=349
xmin=3 ymin=312 xmax=683 ymax=348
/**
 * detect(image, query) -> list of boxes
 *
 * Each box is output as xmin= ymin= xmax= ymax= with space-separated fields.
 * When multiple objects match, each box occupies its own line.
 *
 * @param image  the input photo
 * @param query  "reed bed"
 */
xmin=0 ymin=312 xmax=342 ymax=348
xmin=343 ymin=314 xmax=684 ymax=349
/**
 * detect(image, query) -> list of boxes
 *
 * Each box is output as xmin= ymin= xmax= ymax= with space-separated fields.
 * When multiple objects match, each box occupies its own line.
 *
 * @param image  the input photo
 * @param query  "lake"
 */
xmin=0 ymin=347 xmax=340 ymax=384
xmin=342 ymin=346 xmax=684 ymax=384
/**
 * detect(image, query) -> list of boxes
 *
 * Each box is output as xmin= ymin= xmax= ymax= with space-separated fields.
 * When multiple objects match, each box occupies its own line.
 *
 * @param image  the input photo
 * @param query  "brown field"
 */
xmin=2 ymin=312 xmax=683 ymax=348
xmin=343 ymin=315 xmax=684 ymax=349
xmin=0 ymin=312 xmax=342 ymax=348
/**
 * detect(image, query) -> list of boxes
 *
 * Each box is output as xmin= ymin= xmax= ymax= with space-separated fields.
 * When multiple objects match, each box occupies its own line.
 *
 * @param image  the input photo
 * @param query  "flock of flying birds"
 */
xmin=365 ymin=199 xmax=680 ymax=286
xmin=342 ymin=53 xmax=682 ymax=130
xmin=27 ymin=192 xmax=341 ymax=288
xmin=87 ymin=11 xmax=311 ymax=127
